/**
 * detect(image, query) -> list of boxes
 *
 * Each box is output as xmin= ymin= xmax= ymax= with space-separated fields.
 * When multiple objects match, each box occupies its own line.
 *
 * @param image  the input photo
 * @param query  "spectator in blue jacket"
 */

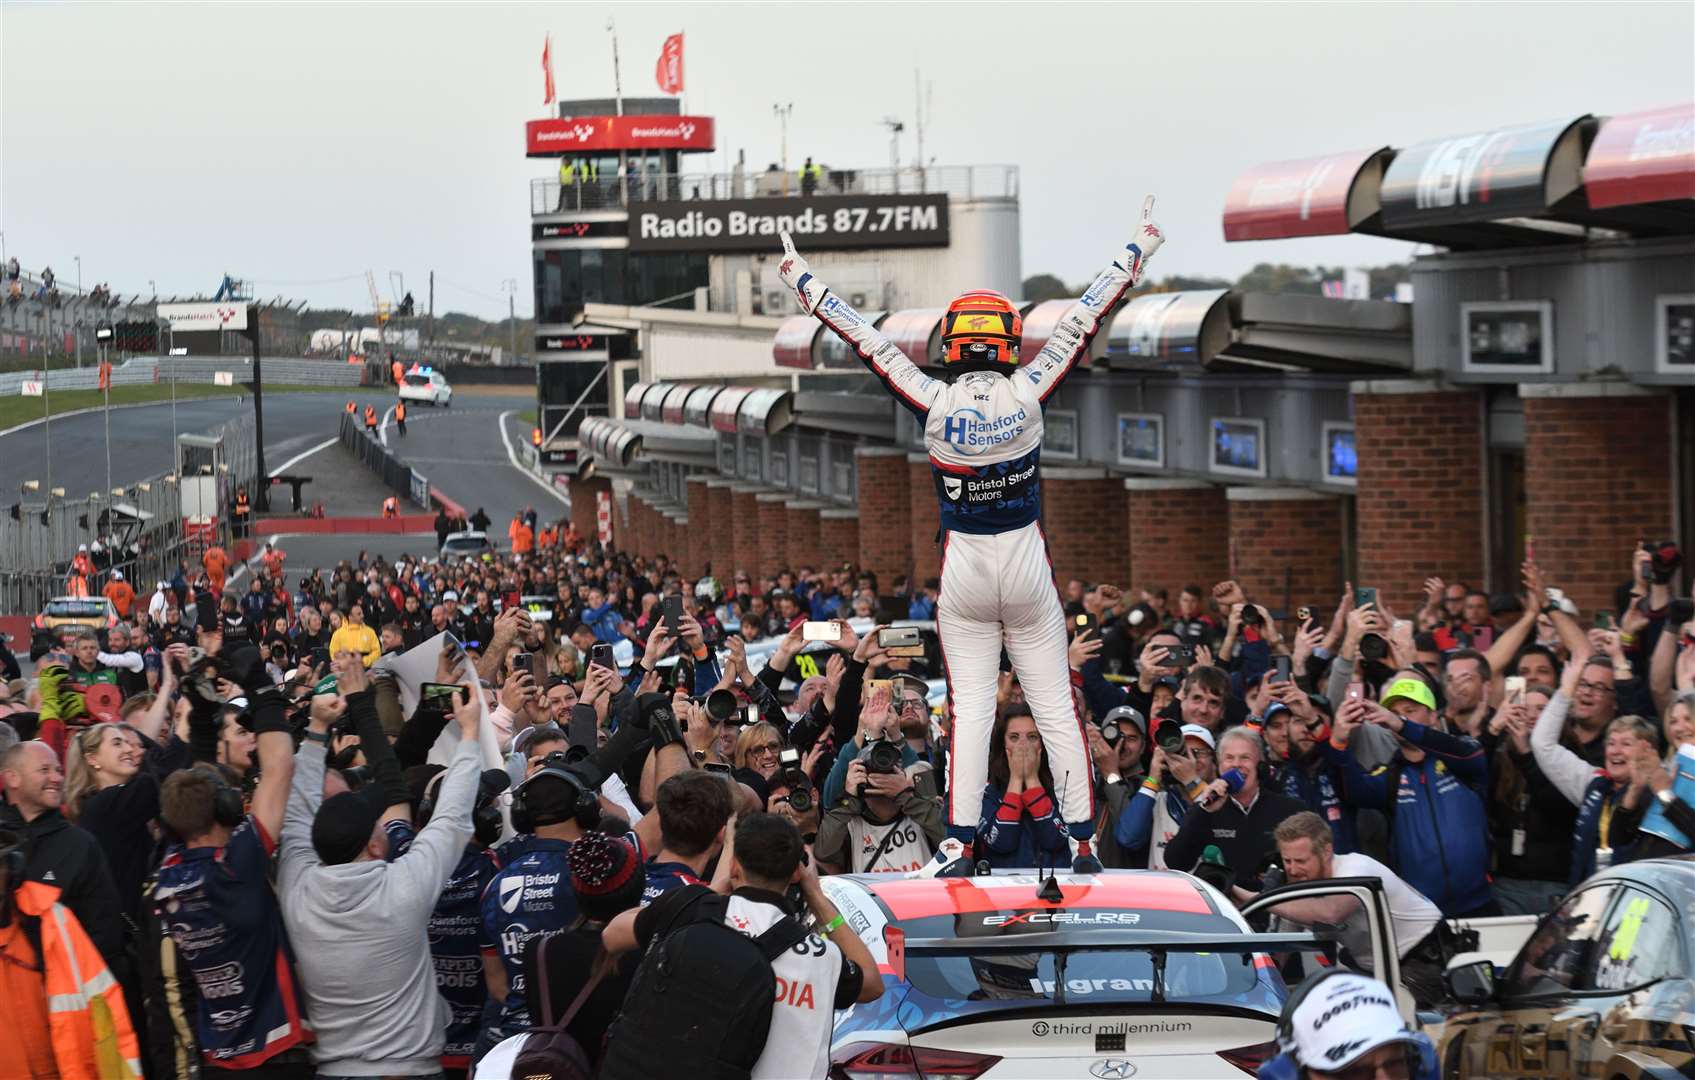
xmin=1325 ymin=673 xmax=1496 ymax=917
xmin=907 ymin=578 xmax=939 ymax=621
xmin=976 ymin=705 xmax=1068 ymax=868
xmin=579 ymin=587 xmax=624 ymax=644
xmin=1264 ymin=692 xmax=1359 ymax=855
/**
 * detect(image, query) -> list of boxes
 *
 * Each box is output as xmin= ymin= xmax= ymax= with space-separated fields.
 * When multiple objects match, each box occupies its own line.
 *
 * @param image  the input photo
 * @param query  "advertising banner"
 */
xmin=1583 ymin=103 xmax=1695 ymax=209
xmin=158 ymin=302 xmax=248 ymax=332
xmin=627 ymin=193 xmax=949 ymax=253
xmin=1222 ymin=148 xmax=1387 ymax=241
xmin=526 ymin=114 xmax=714 ymax=155
xmin=1380 ymin=117 xmax=1584 ymax=228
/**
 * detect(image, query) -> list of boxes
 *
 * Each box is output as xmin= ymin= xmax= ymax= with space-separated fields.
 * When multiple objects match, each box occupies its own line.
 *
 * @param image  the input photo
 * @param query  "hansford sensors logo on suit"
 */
xmin=942 ymin=407 xmax=1027 ymax=455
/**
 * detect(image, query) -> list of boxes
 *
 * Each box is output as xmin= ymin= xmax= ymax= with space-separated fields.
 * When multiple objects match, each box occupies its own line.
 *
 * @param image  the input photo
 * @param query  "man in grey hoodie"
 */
xmin=279 ymin=653 xmax=483 ymax=1078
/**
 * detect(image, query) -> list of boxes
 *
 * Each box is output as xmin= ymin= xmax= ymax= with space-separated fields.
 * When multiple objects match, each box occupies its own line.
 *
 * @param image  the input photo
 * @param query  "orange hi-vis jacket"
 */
xmin=12 ymin=880 xmax=142 ymax=1080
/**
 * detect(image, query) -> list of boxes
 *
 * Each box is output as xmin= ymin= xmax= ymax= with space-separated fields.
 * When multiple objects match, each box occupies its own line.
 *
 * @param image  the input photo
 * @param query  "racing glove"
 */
xmin=777 ymin=232 xmax=829 ymax=315
xmin=1117 ymin=195 xmax=1165 ymax=287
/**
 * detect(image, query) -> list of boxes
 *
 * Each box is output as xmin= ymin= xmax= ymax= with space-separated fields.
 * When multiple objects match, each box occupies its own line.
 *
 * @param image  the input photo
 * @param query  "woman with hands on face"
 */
xmin=975 ymin=706 xmax=1068 ymax=869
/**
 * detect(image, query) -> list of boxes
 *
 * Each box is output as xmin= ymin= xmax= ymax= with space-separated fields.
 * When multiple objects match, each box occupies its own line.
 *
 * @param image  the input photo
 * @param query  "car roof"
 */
xmin=845 ymin=869 xmax=1223 ymax=923
xmin=443 ymin=531 xmax=487 ymax=541
xmin=1591 ymin=855 xmax=1695 ymax=909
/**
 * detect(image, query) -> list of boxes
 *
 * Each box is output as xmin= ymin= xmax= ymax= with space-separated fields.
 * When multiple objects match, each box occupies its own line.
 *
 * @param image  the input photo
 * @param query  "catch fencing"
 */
xmin=0 ymin=416 xmax=258 ymax=616
xmin=0 ymin=356 xmax=363 ymax=398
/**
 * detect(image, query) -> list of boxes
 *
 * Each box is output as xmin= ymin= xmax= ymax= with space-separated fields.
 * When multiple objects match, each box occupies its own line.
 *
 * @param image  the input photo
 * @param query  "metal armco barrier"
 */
xmin=338 ymin=413 xmax=431 ymax=509
xmin=0 ymin=356 xmax=364 ymax=398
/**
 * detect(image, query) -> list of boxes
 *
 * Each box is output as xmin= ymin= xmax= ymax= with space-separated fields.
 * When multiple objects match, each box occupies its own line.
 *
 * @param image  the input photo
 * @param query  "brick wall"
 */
xmin=628 ymin=497 xmax=650 ymax=559
xmin=1041 ymin=468 xmax=1131 ymax=588
xmin=908 ymin=455 xmax=942 ymax=584
xmin=1125 ymin=480 xmax=1230 ymax=594
xmin=731 ymin=488 xmax=763 ymax=580
xmin=817 ymin=509 xmax=861 ymax=573
xmin=685 ymin=477 xmax=713 ymax=579
xmin=656 ymin=512 xmax=677 ymax=562
xmin=856 ymin=448 xmax=913 ymax=587
xmin=1227 ymin=489 xmax=1345 ymax=615
xmin=1524 ymin=387 xmax=1675 ymax=615
xmin=567 ymin=476 xmax=612 ymax=549
xmin=786 ymin=502 xmax=822 ymax=571
xmin=1354 ymin=384 xmax=1486 ymax=616
xmin=756 ymin=494 xmax=790 ymax=579
xmin=706 ymin=481 xmax=735 ymax=580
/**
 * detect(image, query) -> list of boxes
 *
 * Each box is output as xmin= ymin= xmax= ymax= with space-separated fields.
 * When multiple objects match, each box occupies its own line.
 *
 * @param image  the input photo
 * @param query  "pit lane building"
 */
xmin=539 ymin=101 xmax=1694 ymax=618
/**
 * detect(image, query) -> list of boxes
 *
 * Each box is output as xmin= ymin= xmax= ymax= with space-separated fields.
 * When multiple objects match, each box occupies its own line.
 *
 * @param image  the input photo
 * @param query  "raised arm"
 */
xmin=778 ymin=232 xmax=941 ymax=420
xmin=1020 ymin=195 xmax=1164 ymax=403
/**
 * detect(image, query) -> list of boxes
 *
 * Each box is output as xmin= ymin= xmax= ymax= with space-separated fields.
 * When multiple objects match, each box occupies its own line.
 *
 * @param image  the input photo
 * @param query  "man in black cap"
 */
xmin=277 ymin=653 xmax=485 ymax=1078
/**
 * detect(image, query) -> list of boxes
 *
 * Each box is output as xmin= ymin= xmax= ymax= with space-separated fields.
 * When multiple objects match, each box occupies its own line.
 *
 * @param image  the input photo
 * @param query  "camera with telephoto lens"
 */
xmin=777 ymin=747 xmax=815 ymax=812
xmin=1095 ymin=717 xmax=1123 ymax=747
xmin=1153 ymin=718 xmax=1186 ymax=755
xmin=1239 ymin=604 xmax=1262 ymax=628
xmin=1358 ymin=632 xmax=1389 ymax=662
xmin=860 ymin=737 xmax=902 ymax=775
xmin=1646 ymin=540 xmax=1682 ymax=585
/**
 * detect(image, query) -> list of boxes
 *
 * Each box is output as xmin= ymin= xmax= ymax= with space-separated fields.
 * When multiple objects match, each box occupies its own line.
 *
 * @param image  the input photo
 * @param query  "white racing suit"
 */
xmin=781 ymin=210 xmax=1162 ymax=854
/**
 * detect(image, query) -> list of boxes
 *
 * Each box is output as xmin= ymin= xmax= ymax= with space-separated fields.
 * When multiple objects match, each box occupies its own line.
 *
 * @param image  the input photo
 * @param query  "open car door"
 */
xmin=1239 ymin=876 xmax=1411 ymax=1022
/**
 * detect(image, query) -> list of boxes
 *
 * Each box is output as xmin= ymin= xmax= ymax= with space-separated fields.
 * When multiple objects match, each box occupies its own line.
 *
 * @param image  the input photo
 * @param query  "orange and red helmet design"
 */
xmin=941 ymin=290 xmax=1022 ymax=367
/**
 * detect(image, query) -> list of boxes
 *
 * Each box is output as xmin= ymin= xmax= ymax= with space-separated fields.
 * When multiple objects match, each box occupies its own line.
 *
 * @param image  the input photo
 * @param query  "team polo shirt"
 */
xmin=639 ymin=857 xmax=704 ymax=906
xmin=153 ymin=817 xmax=311 ymax=1067
xmin=479 ymin=837 xmax=581 ymax=1032
xmin=386 ymin=820 xmax=497 ymax=1067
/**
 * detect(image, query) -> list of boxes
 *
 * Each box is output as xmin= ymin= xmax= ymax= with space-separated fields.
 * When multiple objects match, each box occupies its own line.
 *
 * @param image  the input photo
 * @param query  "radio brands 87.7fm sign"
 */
xmin=627 ymin=193 xmax=949 ymax=254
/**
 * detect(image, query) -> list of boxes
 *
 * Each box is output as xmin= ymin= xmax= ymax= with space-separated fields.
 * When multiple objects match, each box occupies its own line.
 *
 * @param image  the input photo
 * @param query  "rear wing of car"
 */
xmin=891 ymin=927 xmax=1337 ymax=1006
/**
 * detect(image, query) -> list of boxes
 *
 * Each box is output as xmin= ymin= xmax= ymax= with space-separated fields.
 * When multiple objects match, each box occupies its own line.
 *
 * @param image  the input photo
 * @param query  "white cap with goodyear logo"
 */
xmin=1288 ymin=971 xmax=1416 ymax=1070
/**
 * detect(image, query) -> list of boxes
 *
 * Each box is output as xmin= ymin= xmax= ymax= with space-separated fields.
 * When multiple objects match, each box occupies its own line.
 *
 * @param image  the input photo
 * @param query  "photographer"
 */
xmin=1086 ymin=704 xmax=1147 ymax=868
xmin=1164 ymin=726 xmax=1305 ymax=889
xmin=815 ymin=686 xmax=944 ymax=874
xmin=1115 ymin=722 xmax=1219 ymax=869
xmin=278 ymin=653 xmax=483 ymax=1078
xmin=1263 ymin=685 xmax=1359 ymax=854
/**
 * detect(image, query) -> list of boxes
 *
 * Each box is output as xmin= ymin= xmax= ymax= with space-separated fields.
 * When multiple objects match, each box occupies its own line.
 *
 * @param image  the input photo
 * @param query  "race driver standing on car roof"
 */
xmin=778 ymin=196 xmax=1165 ymax=874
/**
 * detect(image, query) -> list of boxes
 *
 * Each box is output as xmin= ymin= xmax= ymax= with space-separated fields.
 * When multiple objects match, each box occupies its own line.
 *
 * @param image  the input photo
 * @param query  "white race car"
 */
xmin=398 ymin=368 xmax=452 ymax=406
xmin=822 ymin=869 xmax=1411 ymax=1078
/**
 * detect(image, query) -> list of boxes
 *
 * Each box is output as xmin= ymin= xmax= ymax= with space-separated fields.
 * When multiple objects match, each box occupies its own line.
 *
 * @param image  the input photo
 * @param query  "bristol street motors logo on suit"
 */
xmin=941 ymin=406 xmax=1026 ymax=456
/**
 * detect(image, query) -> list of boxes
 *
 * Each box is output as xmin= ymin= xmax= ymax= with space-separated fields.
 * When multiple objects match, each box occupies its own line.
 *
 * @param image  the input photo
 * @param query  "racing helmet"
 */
xmin=941 ymin=290 xmax=1022 ymax=370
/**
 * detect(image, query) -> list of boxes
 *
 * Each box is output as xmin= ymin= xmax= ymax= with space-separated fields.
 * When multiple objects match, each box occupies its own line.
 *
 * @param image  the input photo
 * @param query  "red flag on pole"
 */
xmin=542 ymin=34 xmax=556 ymax=106
xmin=655 ymin=33 xmax=684 ymax=95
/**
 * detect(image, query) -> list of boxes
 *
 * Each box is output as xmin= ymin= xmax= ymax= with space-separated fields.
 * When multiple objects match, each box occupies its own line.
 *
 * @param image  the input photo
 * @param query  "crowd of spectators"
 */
xmin=0 ymin=512 xmax=1690 ymax=1077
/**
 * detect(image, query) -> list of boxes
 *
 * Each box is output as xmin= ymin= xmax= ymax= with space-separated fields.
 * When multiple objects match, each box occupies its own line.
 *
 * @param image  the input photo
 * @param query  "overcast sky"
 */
xmin=3 ymin=2 xmax=1691 ymax=319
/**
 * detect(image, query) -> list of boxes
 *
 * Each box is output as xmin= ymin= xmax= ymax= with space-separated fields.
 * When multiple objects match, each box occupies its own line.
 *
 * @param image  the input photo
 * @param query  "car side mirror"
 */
xmin=1444 ymin=951 xmax=1496 ymax=1006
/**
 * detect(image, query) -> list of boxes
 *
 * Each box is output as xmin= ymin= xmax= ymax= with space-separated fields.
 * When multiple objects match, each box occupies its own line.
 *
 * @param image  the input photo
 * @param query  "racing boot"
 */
xmin=1070 ymin=838 xmax=1104 ymax=876
xmin=914 ymin=836 xmax=977 ymax=879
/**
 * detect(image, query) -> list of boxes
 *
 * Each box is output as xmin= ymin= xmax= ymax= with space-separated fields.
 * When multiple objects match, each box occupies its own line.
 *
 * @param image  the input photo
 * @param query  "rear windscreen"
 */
xmin=46 ymin=600 xmax=108 ymax=617
xmin=897 ymin=909 xmax=1263 ymax=1005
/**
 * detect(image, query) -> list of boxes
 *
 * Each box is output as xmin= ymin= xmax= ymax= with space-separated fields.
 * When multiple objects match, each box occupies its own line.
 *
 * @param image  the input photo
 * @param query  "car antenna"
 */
xmin=1035 ymin=771 xmax=1069 ymax=905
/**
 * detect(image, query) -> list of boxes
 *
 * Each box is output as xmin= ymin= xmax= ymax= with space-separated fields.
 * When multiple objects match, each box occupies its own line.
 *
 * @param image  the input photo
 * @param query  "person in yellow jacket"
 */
xmin=328 ymin=602 xmax=381 ymax=667
xmin=0 ymin=828 xmax=141 ymax=1080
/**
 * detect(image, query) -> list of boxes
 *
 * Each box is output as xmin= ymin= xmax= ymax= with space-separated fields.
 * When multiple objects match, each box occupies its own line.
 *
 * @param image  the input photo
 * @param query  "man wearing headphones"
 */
xmin=1258 ymin=970 xmax=1437 ymax=1080
xmin=153 ymin=644 xmax=307 ymax=1076
xmin=474 ymin=691 xmax=693 ymax=1062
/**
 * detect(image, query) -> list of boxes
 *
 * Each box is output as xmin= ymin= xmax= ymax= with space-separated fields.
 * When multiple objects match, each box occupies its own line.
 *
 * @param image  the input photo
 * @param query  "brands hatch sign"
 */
xmin=627 ymin=193 xmax=950 ymax=254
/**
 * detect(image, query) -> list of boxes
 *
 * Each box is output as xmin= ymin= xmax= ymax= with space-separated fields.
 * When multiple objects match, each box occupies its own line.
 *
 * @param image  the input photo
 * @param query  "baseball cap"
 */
xmin=1262 ymin=701 xmax=1292 ymax=724
xmin=1179 ymin=723 xmax=1216 ymax=751
xmin=1380 ymin=677 xmax=1437 ymax=712
xmin=1104 ymin=704 xmax=1147 ymax=735
xmin=111 ymin=570 xmax=124 ymax=581
xmin=1286 ymin=971 xmax=1418 ymax=1070
xmin=311 ymin=786 xmax=387 ymax=865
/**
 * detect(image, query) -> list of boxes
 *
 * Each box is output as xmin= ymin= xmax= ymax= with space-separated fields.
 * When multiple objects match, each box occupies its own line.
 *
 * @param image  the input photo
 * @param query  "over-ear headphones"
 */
xmin=509 ymin=764 xmax=599 ymax=834
xmin=195 ymin=766 xmax=246 ymax=829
